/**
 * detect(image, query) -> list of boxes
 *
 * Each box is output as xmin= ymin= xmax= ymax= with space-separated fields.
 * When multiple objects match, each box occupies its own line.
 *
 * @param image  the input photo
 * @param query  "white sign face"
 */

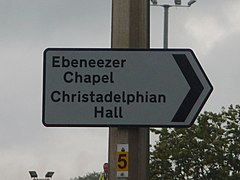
xmin=42 ymin=48 xmax=213 ymax=127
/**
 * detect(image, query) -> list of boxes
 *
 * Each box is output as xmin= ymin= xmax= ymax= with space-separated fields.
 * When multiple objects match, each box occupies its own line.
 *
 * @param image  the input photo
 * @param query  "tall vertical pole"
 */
xmin=163 ymin=5 xmax=169 ymax=49
xmin=109 ymin=0 xmax=150 ymax=180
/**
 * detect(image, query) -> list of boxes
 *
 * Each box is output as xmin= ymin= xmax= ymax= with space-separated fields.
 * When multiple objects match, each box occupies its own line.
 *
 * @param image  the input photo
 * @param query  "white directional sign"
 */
xmin=42 ymin=48 xmax=213 ymax=127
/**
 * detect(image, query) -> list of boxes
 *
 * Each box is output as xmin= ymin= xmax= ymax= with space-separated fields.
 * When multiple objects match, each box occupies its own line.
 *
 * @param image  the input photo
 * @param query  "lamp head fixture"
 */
xmin=151 ymin=0 xmax=158 ymax=5
xmin=188 ymin=0 xmax=197 ymax=6
xmin=29 ymin=171 xmax=38 ymax=178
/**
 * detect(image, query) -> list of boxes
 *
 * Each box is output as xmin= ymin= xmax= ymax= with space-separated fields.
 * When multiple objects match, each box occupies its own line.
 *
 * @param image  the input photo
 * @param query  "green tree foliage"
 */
xmin=150 ymin=105 xmax=240 ymax=179
xmin=70 ymin=171 xmax=101 ymax=180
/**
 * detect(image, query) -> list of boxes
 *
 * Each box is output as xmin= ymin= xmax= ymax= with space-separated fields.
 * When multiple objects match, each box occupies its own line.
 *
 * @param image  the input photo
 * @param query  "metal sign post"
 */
xmin=109 ymin=0 xmax=150 ymax=179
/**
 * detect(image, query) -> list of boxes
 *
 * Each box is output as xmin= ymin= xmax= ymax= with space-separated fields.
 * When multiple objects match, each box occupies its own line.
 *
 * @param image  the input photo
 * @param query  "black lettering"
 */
xmin=75 ymin=72 xmax=83 ymax=83
xmin=101 ymin=74 xmax=109 ymax=83
xmin=51 ymin=91 xmax=61 ymax=102
xmin=62 ymin=56 xmax=70 ymax=67
xmin=63 ymin=71 xmax=73 ymax=83
xmin=145 ymin=91 xmax=149 ymax=103
xmin=159 ymin=94 xmax=166 ymax=103
xmin=82 ymin=93 xmax=89 ymax=102
xmin=127 ymin=94 xmax=135 ymax=105
xmin=62 ymin=91 xmax=70 ymax=102
xmin=121 ymin=59 xmax=127 ymax=67
xmin=79 ymin=59 xmax=87 ymax=67
xmin=71 ymin=93 xmax=77 ymax=102
xmin=112 ymin=59 xmax=120 ymax=67
xmin=105 ymin=108 xmax=113 ymax=118
xmin=114 ymin=94 xmax=121 ymax=102
xmin=114 ymin=106 xmax=123 ymax=118
xmin=97 ymin=59 xmax=104 ymax=67
xmin=118 ymin=154 xmax=127 ymax=169
xmin=90 ymin=91 xmax=95 ymax=102
xmin=89 ymin=59 xmax=96 ymax=67
xmin=71 ymin=59 xmax=78 ymax=67
xmin=122 ymin=91 xmax=126 ymax=103
xmin=136 ymin=91 xmax=144 ymax=103
xmin=83 ymin=74 xmax=91 ymax=84
xmin=52 ymin=57 xmax=126 ymax=68
xmin=96 ymin=94 xmax=104 ymax=102
xmin=94 ymin=106 xmax=104 ymax=118
xmin=52 ymin=56 xmax=60 ymax=67
xmin=149 ymin=94 xmax=157 ymax=103
xmin=110 ymin=72 xmax=114 ymax=83
xmin=92 ymin=75 xmax=101 ymax=85
xmin=105 ymin=59 xmax=111 ymax=67
xmin=105 ymin=91 xmax=113 ymax=102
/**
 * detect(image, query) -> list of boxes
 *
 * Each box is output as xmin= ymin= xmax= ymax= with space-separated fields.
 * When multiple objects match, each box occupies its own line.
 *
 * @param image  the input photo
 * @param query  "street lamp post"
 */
xmin=163 ymin=4 xmax=170 ymax=49
xmin=151 ymin=0 xmax=197 ymax=49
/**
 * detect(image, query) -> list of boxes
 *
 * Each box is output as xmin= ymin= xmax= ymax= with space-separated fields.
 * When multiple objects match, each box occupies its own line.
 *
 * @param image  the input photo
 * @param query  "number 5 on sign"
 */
xmin=117 ymin=144 xmax=129 ymax=177
xmin=117 ymin=153 xmax=128 ymax=170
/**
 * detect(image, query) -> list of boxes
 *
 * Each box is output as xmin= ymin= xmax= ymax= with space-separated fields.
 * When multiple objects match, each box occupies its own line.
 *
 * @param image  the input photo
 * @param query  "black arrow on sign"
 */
xmin=171 ymin=54 xmax=204 ymax=122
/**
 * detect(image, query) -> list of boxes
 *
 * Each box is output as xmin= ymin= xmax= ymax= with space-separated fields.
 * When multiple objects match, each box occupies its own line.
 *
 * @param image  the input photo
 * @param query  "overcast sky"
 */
xmin=1 ymin=0 xmax=240 ymax=180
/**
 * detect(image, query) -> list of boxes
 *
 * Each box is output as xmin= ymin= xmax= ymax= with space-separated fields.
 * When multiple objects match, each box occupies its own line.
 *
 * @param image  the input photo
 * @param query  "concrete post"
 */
xmin=109 ymin=0 xmax=150 ymax=179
